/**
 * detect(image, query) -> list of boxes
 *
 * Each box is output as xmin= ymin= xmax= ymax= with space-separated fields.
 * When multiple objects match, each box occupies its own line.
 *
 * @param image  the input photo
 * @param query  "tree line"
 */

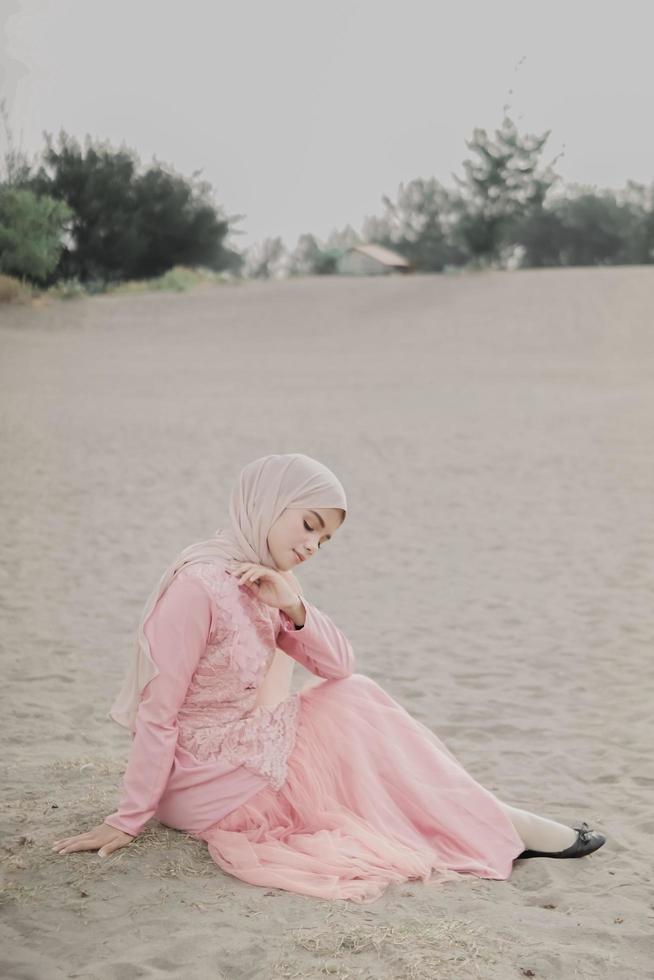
xmin=1 ymin=103 xmax=653 ymax=290
xmin=0 ymin=102 xmax=242 ymax=289
xmin=258 ymin=116 xmax=654 ymax=278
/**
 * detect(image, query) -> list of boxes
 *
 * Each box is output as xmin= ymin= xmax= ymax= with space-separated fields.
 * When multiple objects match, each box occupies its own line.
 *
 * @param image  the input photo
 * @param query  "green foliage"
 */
xmin=26 ymin=132 xmax=237 ymax=284
xmin=515 ymin=182 xmax=654 ymax=267
xmin=46 ymin=277 xmax=87 ymax=300
xmin=146 ymin=266 xmax=206 ymax=292
xmin=41 ymin=265 xmax=237 ymax=301
xmin=0 ymin=98 xmax=33 ymax=187
xmin=355 ymin=118 xmax=559 ymax=272
xmin=3 ymin=103 xmax=651 ymax=286
xmin=615 ymin=181 xmax=654 ymax=264
xmin=244 ymin=237 xmax=287 ymax=279
xmin=557 ymin=192 xmax=625 ymax=264
xmin=0 ymin=187 xmax=72 ymax=282
xmin=324 ymin=225 xmax=361 ymax=251
xmin=113 ymin=265 xmax=232 ymax=293
xmin=351 ymin=114 xmax=653 ymax=273
xmin=453 ymin=115 xmax=560 ymax=264
xmin=288 ymin=234 xmax=339 ymax=275
xmin=313 ymin=248 xmax=340 ymax=274
xmin=362 ymin=178 xmax=469 ymax=271
xmin=129 ymin=166 xmax=231 ymax=278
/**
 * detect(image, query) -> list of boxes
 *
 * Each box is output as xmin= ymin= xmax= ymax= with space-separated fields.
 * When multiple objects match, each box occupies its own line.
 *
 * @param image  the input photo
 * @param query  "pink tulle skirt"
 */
xmin=193 ymin=673 xmax=525 ymax=903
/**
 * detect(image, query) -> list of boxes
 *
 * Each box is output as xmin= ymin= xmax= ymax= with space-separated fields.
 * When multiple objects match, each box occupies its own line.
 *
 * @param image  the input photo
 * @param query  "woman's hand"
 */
xmin=51 ymin=821 xmax=135 ymax=858
xmin=230 ymin=562 xmax=298 ymax=611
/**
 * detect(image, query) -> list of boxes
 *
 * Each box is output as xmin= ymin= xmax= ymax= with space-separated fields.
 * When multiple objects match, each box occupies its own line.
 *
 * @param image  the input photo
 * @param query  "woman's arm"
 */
xmin=103 ymin=574 xmax=213 ymax=837
xmin=276 ymin=596 xmax=355 ymax=680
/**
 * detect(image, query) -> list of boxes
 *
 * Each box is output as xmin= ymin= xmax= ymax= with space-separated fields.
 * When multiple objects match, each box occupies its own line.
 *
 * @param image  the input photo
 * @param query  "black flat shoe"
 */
xmin=516 ymin=822 xmax=606 ymax=860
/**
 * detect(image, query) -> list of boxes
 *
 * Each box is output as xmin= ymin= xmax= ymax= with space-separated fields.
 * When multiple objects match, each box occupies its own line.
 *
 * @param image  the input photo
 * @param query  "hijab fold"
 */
xmin=108 ymin=453 xmax=347 ymax=732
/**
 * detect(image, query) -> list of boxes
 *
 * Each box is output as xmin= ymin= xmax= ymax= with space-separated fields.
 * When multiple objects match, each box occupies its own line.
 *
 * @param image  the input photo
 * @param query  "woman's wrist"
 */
xmin=281 ymin=595 xmax=306 ymax=628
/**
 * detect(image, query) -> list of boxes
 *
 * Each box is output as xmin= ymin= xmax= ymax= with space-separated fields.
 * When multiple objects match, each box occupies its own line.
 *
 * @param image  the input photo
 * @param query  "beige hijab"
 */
xmin=108 ymin=453 xmax=348 ymax=732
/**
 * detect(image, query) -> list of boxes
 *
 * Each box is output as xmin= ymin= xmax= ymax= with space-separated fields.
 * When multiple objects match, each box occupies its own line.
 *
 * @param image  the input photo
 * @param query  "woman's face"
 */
xmin=267 ymin=507 xmax=344 ymax=571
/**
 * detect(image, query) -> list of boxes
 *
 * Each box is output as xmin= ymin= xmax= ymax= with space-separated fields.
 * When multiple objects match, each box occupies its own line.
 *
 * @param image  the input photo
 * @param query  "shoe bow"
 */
xmin=574 ymin=821 xmax=592 ymax=842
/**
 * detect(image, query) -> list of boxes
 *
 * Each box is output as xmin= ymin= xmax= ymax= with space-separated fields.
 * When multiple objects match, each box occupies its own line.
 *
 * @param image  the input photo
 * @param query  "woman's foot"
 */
xmin=516 ymin=822 xmax=606 ymax=860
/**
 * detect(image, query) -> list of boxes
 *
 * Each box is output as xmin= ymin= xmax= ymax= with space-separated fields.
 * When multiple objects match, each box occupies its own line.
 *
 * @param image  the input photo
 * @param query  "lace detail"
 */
xmin=177 ymin=561 xmax=281 ymax=686
xmin=179 ymin=694 xmax=301 ymax=790
xmin=173 ymin=560 xmax=297 ymax=789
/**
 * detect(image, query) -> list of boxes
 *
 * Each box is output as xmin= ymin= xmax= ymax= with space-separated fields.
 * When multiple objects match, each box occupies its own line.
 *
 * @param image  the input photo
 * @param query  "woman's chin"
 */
xmin=278 ymin=556 xmax=297 ymax=573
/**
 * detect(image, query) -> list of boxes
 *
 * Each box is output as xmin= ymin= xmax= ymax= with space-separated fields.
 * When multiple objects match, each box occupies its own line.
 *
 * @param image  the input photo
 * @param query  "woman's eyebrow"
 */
xmin=308 ymin=510 xmax=331 ymax=540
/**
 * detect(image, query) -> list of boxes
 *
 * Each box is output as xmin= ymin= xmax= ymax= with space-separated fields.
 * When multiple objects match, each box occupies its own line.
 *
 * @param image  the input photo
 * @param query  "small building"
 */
xmin=337 ymin=243 xmax=412 ymax=276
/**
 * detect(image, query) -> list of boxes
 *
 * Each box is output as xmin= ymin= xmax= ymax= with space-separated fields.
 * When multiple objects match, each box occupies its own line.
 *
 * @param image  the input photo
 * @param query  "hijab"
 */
xmin=108 ymin=453 xmax=348 ymax=732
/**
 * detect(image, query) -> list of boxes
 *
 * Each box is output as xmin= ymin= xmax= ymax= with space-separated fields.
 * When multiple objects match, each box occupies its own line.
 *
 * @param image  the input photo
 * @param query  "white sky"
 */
xmin=2 ymin=0 xmax=653 ymax=249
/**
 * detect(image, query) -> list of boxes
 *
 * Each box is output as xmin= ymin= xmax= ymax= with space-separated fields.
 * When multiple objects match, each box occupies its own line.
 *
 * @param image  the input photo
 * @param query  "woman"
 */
xmin=52 ymin=453 xmax=605 ymax=903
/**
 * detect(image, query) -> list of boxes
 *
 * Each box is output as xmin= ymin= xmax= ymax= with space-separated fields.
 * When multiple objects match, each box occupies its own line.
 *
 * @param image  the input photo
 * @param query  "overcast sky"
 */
xmin=2 ymin=0 xmax=653 ymax=249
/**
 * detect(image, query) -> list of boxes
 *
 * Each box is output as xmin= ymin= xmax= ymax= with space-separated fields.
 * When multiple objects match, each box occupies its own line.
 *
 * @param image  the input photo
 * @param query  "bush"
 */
xmin=46 ymin=277 xmax=87 ymax=299
xmin=147 ymin=266 xmax=201 ymax=292
xmin=0 ymin=187 xmax=72 ymax=282
xmin=0 ymin=272 xmax=32 ymax=303
xmin=514 ymin=184 xmax=654 ymax=267
xmin=110 ymin=265 xmax=230 ymax=295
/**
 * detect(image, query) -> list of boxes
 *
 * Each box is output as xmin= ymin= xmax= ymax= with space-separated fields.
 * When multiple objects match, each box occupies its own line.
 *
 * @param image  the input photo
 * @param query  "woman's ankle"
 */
xmin=497 ymin=801 xmax=577 ymax=851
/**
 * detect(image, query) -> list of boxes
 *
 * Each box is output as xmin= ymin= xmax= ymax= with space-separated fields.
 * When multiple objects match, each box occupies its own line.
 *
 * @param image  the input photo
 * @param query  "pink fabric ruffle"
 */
xmin=193 ymin=674 xmax=525 ymax=903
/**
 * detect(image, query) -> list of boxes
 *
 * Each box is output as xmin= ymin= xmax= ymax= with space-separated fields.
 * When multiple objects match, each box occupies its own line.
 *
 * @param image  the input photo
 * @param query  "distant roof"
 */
xmin=347 ymin=243 xmax=411 ymax=267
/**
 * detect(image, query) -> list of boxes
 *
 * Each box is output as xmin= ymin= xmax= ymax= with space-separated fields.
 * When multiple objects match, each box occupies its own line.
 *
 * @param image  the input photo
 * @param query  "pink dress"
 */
xmin=105 ymin=560 xmax=524 ymax=903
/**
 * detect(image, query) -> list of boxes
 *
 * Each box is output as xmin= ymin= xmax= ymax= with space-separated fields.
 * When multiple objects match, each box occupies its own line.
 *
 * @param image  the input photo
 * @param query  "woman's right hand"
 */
xmin=51 ymin=821 xmax=135 ymax=857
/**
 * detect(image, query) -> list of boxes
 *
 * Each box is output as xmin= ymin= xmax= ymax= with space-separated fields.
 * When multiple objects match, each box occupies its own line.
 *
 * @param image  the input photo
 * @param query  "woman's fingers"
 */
xmin=235 ymin=562 xmax=262 ymax=576
xmin=52 ymin=833 xmax=91 ymax=850
xmin=51 ymin=822 xmax=133 ymax=856
xmin=52 ymin=835 xmax=98 ymax=854
xmin=57 ymin=841 xmax=91 ymax=854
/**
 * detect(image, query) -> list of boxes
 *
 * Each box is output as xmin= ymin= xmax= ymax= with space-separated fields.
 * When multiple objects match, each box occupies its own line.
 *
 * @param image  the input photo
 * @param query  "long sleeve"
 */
xmin=104 ymin=575 xmax=213 ymax=837
xmin=276 ymin=596 xmax=355 ymax=680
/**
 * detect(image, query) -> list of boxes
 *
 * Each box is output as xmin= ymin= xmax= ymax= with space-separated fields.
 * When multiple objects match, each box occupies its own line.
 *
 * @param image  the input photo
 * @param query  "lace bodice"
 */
xmin=173 ymin=561 xmax=301 ymax=789
xmin=105 ymin=558 xmax=354 ymax=837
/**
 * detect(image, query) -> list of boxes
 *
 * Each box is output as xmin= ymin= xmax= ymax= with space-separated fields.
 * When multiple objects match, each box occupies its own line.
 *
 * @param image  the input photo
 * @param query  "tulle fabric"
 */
xmin=193 ymin=674 xmax=525 ymax=903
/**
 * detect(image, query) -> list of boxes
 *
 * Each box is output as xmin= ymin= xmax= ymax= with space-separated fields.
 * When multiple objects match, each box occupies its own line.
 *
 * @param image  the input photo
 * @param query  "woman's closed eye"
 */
xmin=304 ymin=520 xmax=323 ymax=548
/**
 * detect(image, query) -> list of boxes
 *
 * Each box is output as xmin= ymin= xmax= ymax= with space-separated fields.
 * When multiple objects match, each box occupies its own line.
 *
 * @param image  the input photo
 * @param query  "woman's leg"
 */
xmin=496 ymin=800 xmax=578 ymax=852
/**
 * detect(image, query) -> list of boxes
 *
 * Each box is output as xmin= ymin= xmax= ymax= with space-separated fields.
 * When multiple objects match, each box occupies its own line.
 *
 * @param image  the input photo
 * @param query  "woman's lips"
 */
xmin=293 ymin=550 xmax=305 ymax=563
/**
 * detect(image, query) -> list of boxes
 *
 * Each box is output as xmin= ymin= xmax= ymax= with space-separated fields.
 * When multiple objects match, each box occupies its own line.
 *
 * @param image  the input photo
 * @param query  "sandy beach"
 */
xmin=1 ymin=266 xmax=653 ymax=978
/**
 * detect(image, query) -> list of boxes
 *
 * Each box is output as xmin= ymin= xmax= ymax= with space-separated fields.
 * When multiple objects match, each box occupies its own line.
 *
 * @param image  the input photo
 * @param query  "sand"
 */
xmin=1 ymin=267 xmax=653 ymax=979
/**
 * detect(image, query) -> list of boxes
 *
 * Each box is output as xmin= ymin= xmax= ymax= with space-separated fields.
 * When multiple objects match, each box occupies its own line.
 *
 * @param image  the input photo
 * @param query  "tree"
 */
xmin=324 ymin=224 xmax=361 ymax=252
xmin=130 ymin=164 xmax=230 ymax=278
xmin=0 ymin=187 xmax=72 ymax=281
xmin=29 ymin=133 xmax=141 ymax=282
xmin=288 ymin=233 xmax=339 ymax=275
xmin=511 ymin=206 xmax=566 ymax=267
xmin=553 ymin=187 xmax=642 ymax=266
xmin=515 ymin=183 xmax=654 ymax=267
xmin=288 ymin=233 xmax=322 ymax=275
xmin=363 ymin=177 xmax=469 ymax=270
xmin=243 ymin=237 xmax=287 ymax=279
xmin=28 ymin=131 xmax=236 ymax=283
xmin=453 ymin=114 xmax=560 ymax=265
xmin=0 ymin=98 xmax=33 ymax=187
xmin=614 ymin=180 xmax=654 ymax=264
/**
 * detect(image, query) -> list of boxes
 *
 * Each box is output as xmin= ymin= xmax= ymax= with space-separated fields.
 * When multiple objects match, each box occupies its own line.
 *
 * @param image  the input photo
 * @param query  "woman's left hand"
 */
xmin=230 ymin=562 xmax=298 ymax=611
